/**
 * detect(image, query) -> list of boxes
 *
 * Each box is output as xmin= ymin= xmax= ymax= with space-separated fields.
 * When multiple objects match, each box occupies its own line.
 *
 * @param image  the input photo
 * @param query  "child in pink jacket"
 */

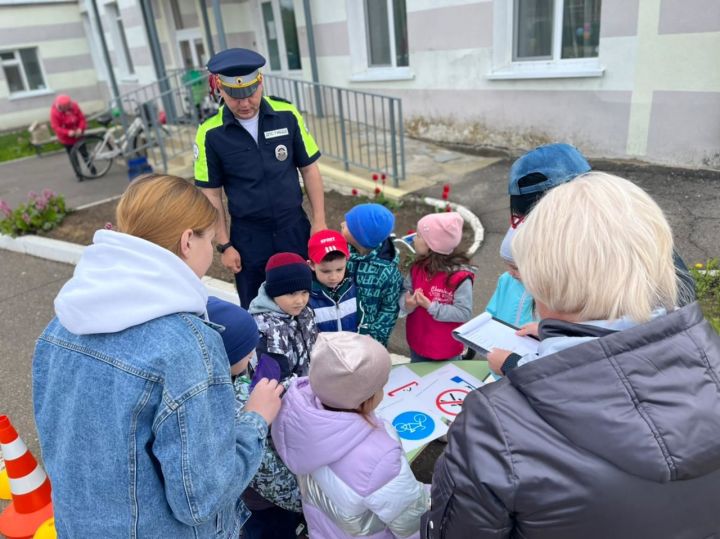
xmin=272 ymin=332 xmax=429 ymax=538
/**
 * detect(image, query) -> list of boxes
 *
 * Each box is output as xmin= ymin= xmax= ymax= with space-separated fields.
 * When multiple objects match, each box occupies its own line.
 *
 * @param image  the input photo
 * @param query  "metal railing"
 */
xmin=109 ymin=69 xmax=406 ymax=184
xmin=263 ymin=74 xmax=405 ymax=184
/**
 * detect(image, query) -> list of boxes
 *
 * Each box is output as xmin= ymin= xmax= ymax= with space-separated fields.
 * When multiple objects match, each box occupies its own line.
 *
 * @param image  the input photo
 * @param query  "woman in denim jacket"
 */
xmin=33 ymin=175 xmax=283 ymax=538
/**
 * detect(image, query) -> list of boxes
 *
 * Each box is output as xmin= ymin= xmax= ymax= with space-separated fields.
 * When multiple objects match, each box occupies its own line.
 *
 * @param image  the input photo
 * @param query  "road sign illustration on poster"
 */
xmin=435 ymin=388 xmax=470 ymax=416
xmin=392 ymin=411 xmax=436 ymax=441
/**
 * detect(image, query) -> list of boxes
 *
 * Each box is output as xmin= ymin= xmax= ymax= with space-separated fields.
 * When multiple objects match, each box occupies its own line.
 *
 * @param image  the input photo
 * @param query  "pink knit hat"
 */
xmin=417 ymin=212 xmax=464 ymax=255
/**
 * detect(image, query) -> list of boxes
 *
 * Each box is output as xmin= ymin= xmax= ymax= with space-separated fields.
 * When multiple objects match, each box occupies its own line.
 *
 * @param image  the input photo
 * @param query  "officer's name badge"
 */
xmin=264 ymin=128 xmax=289 ymax=139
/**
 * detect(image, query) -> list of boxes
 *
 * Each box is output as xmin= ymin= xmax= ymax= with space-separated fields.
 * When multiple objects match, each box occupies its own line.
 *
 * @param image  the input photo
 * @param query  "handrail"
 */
xmin=109 ymin=69 xmax=405 ymax=184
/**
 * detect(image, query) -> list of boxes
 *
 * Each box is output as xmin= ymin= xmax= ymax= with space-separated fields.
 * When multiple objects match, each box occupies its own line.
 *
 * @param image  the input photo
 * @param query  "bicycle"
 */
xmin=70 ymin=110 xmax=151 ymax=180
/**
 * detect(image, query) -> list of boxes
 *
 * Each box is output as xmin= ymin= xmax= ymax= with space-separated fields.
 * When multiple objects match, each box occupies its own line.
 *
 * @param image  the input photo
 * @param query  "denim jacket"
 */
xmin=33 ymin=230 xmax=268 ymax=538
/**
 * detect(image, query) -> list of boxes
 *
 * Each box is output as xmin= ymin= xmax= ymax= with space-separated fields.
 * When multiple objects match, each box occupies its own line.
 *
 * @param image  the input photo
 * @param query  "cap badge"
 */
xmin=236 ymin=77 xmax=243 ymax=84
xmin=275 ymin=144 xmax=288 ymax=161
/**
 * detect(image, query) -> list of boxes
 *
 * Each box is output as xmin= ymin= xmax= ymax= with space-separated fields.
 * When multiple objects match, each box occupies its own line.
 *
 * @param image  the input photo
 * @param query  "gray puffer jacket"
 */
xmin=424 ymin=303 xmax=720 ymax=539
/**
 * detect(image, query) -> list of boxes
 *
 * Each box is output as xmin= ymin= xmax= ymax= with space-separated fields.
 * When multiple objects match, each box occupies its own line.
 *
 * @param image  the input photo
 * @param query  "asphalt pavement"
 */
xmin=0 ymin=151 xmax=129 ymax=209
xmin=2 ymin=146 xmax=720 ymax=494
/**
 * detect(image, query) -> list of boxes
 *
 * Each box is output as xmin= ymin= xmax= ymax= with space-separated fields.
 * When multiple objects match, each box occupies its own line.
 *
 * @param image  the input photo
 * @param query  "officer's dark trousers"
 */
xmin=231 ymin=211 xmax=311 ymax=308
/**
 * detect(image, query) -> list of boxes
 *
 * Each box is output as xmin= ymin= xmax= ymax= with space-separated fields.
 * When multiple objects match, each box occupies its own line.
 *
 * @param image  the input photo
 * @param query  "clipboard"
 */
xmin=453 ymin=312 xmax=540 ymax=357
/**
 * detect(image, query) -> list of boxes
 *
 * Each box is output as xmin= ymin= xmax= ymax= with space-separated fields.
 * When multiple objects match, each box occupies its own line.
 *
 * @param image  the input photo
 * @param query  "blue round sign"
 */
xmin=392 ymin=411 xmax=435 ymax=441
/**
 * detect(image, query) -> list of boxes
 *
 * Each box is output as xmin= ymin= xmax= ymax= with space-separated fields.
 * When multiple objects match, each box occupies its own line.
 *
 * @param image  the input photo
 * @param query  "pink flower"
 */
xmin=104 ymin=222 xmax=113 ymax=230
xmin=28 ymin=191 xmax=38 ymax=200
xmin=372 ymin=174 xmax=379 ymax=182
xmin=0 ymin=199 xmax=11 ymax=218
xmin=22 ymin=213 xmax=31 ymax=224
xmin=42 ymin=188 xmax=54 ymax=199
xmin=36 ymin=200 xmax=47 ymax=211
xmin=374 ymin=187 xmax=381 ymax=195
xmin=351 ymin=189 xmax=358 ymax=196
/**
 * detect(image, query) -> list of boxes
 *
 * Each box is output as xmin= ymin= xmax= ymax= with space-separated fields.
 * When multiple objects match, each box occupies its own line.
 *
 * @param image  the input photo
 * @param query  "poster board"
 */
xmin=377 ymin=363 xmax=488 ymax=453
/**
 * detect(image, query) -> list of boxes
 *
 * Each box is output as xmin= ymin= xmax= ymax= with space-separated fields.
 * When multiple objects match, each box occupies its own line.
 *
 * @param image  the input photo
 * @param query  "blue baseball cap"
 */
xmin=508 ymin=143 xmax=591 ymax=196
xmin=207 ymin=48 xmax=266 ymax=99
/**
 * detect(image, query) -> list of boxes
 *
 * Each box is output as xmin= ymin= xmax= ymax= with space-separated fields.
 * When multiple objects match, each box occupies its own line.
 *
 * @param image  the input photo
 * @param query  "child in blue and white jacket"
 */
xmin=308 ymin=229 xmax=363 ymax=333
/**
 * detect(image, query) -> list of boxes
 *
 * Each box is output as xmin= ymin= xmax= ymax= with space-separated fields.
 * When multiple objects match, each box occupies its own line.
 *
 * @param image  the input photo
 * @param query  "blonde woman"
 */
xmin=425 ymin=172 xmax=720 ymax=539
xmin=33 ymin=175 xmax=283 ymax=538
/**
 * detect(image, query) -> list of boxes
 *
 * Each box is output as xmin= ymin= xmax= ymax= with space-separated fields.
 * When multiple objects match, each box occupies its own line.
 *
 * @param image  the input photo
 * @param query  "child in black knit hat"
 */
xmin=245 ymin=252 xmax=317 ymax=538
xmin=248 ymin=252 xmax=318 ymax=381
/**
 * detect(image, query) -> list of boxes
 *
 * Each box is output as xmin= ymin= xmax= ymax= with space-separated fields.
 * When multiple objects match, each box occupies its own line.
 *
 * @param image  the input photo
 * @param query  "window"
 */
xmin=489 ymin=0 xmax=604 ymax=80
xmin=365 ymin=0 xmax=408 ymax=68
xmin=347 ymin=0 xmax=412 ymax=82
xmin=260 ymin=0 xmax=302 ymax=72
xmin=0 ymin=48 xmax=47 ymax=95
xmin=170 ymin=0 xmax=185 ymax=30
xmin=107 ymin=2 xmax=135 ymax=76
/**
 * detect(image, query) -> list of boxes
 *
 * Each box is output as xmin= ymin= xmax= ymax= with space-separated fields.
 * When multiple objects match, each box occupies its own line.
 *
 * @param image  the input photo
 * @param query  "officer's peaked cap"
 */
xmin=207 ymin=48 xmax=266 ymax=98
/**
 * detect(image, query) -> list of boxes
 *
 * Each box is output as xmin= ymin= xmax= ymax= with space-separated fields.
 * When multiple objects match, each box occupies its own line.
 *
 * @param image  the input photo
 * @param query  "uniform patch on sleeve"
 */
xmin=193 ymin=143 xmax=199 ymax=160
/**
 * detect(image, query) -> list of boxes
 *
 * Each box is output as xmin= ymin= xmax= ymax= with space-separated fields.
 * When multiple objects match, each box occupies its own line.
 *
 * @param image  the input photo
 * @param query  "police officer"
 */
xmin=194 ymin=48 xmax=327 ymax=307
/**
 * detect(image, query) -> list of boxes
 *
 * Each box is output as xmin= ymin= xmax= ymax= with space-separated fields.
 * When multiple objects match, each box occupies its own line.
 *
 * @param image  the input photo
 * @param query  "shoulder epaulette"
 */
xmin=268 ymin=95 xmax=292 ymax=104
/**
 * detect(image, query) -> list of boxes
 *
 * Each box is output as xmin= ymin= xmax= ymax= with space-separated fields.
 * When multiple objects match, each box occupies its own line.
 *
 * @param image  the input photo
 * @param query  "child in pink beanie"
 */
xmin=400 ymin=212 xmax=475 ymax=361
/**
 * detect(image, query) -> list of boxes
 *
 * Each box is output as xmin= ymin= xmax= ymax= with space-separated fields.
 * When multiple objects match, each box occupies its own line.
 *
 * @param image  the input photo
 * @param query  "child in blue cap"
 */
xmin=206 ymin=296 xmax=304 ymax=538
xmin=476 ymin=143 xmax=590 ymax=363
xmin=342 ymin=203 xmax=402 ymax=346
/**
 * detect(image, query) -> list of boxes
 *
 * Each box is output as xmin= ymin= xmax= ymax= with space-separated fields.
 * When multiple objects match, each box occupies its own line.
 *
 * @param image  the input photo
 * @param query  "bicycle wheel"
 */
xmin=71 ymin=135 xmax=113 ymax=179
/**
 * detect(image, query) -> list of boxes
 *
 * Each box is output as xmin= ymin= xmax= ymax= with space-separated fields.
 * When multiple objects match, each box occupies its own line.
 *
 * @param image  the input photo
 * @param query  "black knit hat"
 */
xmin=265 ymin=252 xmax=312 ymax=298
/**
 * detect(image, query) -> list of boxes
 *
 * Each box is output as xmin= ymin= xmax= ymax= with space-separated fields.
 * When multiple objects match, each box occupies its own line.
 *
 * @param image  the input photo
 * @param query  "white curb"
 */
xmin=0 ymin=233 xmax=242 ymax=301
xmin=0 ymin=234 xmax=85 ymax=265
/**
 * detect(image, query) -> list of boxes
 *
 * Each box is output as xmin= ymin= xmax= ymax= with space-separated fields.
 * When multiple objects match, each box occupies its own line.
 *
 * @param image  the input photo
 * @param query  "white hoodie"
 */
xmin=54 ymin=229 xmax=208 ymax=335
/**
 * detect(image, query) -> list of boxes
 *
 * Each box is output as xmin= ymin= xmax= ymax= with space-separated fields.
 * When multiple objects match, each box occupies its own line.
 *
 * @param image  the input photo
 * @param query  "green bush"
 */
xmin=690 ymin=259 xmax=720 ymax=333
xmin=0 ymin=190 xmax=68 ymax=237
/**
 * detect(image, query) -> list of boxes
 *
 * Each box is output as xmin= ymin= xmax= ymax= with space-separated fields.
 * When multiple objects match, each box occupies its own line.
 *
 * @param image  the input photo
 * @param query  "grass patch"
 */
xmin=691 ymin=259 xmax=720 ymax=333
xmin=0 ymin=129 xmax=63 ymax=162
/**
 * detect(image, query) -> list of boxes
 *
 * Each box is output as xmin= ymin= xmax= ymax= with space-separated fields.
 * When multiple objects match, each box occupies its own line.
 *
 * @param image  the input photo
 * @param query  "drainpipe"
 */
xmin=89 ymin=0 xmax=120 ymax=109
xmin=301 ymin=0 xmax=323 ymax=117
xmin=139 ymin=0 xmax=176 ymax=123
xmin=198 ymin=0 xmax=216 ymax=57
xmin=211 ymin=0 xmax=228 ymax=50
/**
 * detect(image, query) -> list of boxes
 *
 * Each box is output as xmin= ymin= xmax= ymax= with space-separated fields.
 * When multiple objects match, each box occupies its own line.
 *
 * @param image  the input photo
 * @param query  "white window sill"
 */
xmin=350 ymin=67 xmax=415 ymax=83
xmin=487 ymin=63 xmax=605 ymax=80
xmin=8 ymin=88 xmax=54 ymax=100
xmin=120 ymin=76 xmax=139 ymax=83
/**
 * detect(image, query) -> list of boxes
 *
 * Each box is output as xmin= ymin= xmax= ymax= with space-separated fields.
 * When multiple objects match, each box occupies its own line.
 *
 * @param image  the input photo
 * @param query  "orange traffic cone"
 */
xmin=0 ymin=416 xmax=54 ymax=539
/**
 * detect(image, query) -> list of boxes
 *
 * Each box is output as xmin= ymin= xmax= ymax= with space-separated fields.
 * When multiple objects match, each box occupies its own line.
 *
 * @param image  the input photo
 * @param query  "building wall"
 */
xmin=0 ymin=2 xmax=105 ymax=130
xmin=296 ymin=0 xmax=720 ymax=168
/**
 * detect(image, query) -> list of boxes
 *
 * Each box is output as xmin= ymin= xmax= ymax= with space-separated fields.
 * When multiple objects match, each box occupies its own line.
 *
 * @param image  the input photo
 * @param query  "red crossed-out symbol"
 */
xmin=435 ymin=388 xmax=470 ymax=416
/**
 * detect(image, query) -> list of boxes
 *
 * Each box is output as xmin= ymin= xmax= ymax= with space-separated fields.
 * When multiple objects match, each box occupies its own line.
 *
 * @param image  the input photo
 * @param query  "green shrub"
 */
xmin=690 ymin=259 xmax=720 ymax=333
xmin=0 ymin=190 xmax=68 ymax=237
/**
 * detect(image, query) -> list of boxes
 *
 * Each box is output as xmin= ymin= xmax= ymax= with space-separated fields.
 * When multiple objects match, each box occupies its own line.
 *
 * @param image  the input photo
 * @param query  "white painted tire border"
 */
xmin=419 ymin=196 xmax=484 ymax=257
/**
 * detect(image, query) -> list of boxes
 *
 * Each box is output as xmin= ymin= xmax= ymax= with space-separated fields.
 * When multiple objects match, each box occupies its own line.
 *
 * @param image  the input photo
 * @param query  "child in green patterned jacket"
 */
xmin=342 ymin=203 xmax=402 ymax=346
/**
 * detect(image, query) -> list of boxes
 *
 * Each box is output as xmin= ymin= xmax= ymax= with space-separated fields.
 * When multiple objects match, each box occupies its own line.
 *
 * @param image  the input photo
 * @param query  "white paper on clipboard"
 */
xmin=453 ymin=312 xmax=539 ymax=356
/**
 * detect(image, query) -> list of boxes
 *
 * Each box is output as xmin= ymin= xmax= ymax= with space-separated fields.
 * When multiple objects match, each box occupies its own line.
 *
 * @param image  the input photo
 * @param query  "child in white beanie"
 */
xmin=400 ymin=212 xmax=475 ymax=362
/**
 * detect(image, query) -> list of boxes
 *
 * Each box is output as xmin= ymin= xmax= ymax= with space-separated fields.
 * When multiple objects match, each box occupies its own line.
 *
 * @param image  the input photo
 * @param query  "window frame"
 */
xmin=106 ymin=2 xmax=135 ymax=79
xmin=488 ymin=0 xmax=604 ymax=80
xmin=347 ymin=0 xmax=413 ymax=83
xmin=0 ymin=47 xmax=51 ymax=99
xmin=257 ymin=0 xmax=304 ymax=75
